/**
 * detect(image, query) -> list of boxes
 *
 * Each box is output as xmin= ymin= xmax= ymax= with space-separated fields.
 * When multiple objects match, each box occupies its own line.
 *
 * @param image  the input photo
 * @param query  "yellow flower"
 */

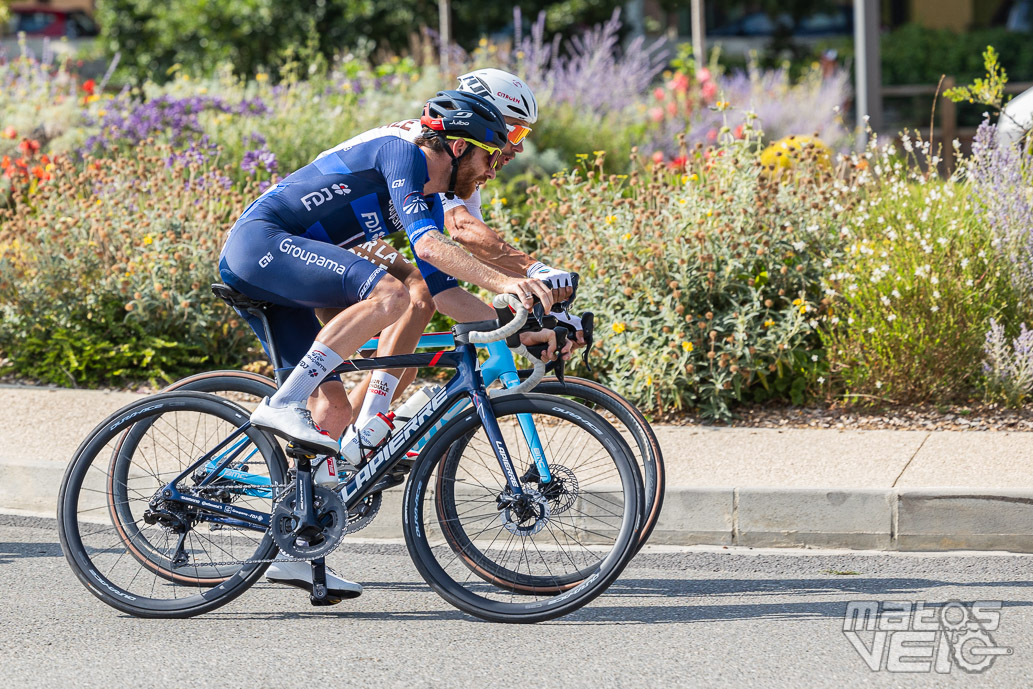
xmin=500 ymin=197 xmax=508 ymax=205
xmin=143 ymin=235 xmax=153 ymax=246
xmin=606 ymin=215 xmax=617 ymax=224
xmin=479 ymin=37 xmax=488 ymax=47
xmin=612 ymin=322 xmax=626 ymax=334
xmin=682 ymin=341 xmax=693 ymax=352
xmin=678 ymin=199 xmax=687 ymax=206
xmin=646 ymin=375 xmax=653 ymax=386
xmin=763 ymin=319 xmax=775 ymax=327
xmin=792 ymin=298 xmax=803 ymax=306
xmin=799 ymin=305 xmax=807 ymax=314
xmin=97 ymin=109 xmax=107 ymax=117
xmin=706 ymin=209 xmax=713 ymax=217
xmin=575 ymin=153 xmax=589 ymax=160
xmin=622 ymin=232 xmax=632 ymax=240
xmin=592 ymin=150 xmax=605 ymax=156
xmin=198 ymin=87 xmax=208 ymax=94
xmin=255 ymin=72 xmax=269 ymax=82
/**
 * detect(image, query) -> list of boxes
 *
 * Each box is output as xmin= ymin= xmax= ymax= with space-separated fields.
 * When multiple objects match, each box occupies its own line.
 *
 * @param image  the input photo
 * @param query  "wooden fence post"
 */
xmin=940 ymin=77 xmax=957 ymax=174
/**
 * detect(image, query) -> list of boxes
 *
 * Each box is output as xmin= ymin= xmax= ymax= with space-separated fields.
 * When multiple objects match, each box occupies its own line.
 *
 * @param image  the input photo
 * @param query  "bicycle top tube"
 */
xmin=359 ymin=332 xmax=455 ymax=352
xmin=358 ymin=333 xmax=518 ymax=388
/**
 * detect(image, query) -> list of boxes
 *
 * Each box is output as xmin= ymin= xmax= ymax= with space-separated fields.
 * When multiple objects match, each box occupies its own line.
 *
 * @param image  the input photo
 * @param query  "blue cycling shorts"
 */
xmin=219 ymin=214 xmax=387 ymax=378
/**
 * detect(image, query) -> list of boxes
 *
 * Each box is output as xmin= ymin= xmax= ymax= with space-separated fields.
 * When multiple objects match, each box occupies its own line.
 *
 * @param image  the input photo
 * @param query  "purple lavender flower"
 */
xmin=241 ymin=146 xmax=278 ymax=175
xmin=969 ymin=119 xmax=1033 ymax=298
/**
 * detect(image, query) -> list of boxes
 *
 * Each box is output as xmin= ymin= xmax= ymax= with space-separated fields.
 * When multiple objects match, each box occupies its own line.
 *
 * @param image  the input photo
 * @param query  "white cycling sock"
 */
xmin=269 ymin=341 xmax=344 ymax=408
xmin=353 ymin=371 xmax=399 ymax=429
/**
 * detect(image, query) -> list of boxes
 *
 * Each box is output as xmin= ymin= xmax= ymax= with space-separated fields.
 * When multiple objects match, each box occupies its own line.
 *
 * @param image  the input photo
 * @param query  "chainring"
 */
xmin=271 ymin=485 xmax=348 ymax=559
xmin=345 ymin=490 xmax=383 ymax=532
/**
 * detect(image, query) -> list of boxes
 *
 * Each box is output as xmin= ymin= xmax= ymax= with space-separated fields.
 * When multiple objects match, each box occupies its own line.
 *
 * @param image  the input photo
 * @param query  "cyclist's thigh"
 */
xmin=220 ymin=216 xmax=386 ymax=309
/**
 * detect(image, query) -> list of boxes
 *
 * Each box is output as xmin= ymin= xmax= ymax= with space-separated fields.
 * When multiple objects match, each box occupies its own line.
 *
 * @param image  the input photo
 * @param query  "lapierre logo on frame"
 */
xmin=842 ymin=600 xmax=1012 ymax=674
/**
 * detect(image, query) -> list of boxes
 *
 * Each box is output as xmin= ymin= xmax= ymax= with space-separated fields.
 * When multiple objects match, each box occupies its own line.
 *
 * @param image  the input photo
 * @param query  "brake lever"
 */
xmin=553 ymin=326 xmax=569 ymax=384
xmin=579 ymin=312 xmax=595 ymax=373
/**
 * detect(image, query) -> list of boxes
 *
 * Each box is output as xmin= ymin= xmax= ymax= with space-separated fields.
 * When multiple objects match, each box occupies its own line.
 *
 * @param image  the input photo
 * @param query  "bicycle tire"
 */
xmin=403 ymin=393 xmax=641 ymax=623
xmin=58 ymin=392 xmax=287 ymax=618
xmin=105 ymin=371 xmax=278 ymax=585
xmin=532 ymin=377 xmax=665 ymax=554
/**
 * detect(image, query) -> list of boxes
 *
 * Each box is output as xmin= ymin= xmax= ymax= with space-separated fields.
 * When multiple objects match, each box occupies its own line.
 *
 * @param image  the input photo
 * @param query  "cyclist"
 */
xmin=218 ymin=90 xmax=558 ymax=602
xmin=328 ymin=69 xmax=584 ymax=437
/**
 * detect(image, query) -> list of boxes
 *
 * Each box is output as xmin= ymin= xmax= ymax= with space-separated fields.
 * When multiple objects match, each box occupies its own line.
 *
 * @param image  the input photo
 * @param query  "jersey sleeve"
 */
xmin=375 ymin=138 xmax=442 ymax=249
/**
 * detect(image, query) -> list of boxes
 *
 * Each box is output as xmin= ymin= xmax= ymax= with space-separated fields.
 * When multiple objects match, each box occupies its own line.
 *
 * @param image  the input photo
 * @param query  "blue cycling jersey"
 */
xmin=238 ymin=136 xmax=444 ymax=249
xmin=219 ymin=135 xmax=456 ymax=376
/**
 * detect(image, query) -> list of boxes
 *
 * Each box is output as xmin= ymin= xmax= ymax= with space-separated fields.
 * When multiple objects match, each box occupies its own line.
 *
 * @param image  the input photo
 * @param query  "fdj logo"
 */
xmin=843 ymin=600 xmax=1012 ymax=674
xmin=301 ymin=184 xmax=351 ymax=211
xmin=360 ymin=211 xmax=384 ymax=236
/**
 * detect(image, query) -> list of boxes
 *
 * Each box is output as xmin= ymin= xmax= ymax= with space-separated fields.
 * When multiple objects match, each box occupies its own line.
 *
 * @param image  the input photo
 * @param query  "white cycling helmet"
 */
xmin=457 ymin=68 xmax=538 ymax=124
xmin=997 ymin=85 xmax=1033 ymax=150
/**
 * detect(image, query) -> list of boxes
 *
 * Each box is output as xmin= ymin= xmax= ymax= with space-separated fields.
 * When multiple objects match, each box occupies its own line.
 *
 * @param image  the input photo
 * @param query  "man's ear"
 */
xmin=449 ymin=138 xmax=468 ymax=157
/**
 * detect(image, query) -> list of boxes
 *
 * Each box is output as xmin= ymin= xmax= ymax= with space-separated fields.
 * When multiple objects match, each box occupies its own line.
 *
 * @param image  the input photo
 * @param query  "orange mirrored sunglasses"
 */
xmin=507 ymin=123 xmax=532 ymax=146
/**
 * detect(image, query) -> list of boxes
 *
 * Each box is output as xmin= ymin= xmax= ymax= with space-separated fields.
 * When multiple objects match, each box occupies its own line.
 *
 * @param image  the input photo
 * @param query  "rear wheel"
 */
xmin=59 ymin=392 xmax=287 ymax=618
xmin=532 ymin=376 xmax=665 ymax=554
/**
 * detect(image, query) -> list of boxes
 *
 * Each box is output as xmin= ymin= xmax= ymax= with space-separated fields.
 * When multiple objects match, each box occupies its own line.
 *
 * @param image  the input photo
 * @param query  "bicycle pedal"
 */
xmin=285 ymin=442 xmax=319 ymax=460
xmin=309 ymin=590 xmax=342 ymax=607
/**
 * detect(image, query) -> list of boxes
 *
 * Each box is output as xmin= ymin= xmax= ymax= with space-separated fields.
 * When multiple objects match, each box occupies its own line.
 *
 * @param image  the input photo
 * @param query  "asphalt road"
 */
xmin=2 ymin=514 xmax=1032 ymax=688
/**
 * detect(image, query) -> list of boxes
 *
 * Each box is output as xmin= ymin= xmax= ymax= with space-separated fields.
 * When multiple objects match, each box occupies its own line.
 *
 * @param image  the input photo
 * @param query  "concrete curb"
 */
xmin=8 ymin=463 xmax=1033 ymax=551
xmin=646 ymin=487 xmax=1033 ymax=553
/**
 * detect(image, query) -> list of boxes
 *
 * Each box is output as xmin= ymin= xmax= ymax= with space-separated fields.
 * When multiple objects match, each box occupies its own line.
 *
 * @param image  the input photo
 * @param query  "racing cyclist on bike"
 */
xmin=219 ymin=90 xmax=557 ymax=602
xmin=332 ymin=69 xmax=584 ymax=438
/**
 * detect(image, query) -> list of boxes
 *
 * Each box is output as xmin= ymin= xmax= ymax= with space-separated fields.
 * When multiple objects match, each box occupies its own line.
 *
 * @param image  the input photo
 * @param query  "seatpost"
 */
xmin=248 ymin=307 xmax=287 ymax=387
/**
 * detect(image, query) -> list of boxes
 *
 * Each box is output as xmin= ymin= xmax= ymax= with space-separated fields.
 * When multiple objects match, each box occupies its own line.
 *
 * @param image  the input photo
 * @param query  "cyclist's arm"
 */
xmin=412 ymin=230 xmax=553 ymax=311
xmin=444 ymin=204 xmax=534 ymax=277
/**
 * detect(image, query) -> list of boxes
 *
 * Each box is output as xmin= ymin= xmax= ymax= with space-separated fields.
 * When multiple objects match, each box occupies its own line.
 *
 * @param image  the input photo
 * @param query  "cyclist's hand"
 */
xmin=519 ymin=328 xmax=572 ymax=362
xmin=554 ymin=311 xmax=586 ymax=349
xmin=526 ymin=262 xmax=574 ymax=304
xmin=503 ymin=276 xmax=555 ymax=313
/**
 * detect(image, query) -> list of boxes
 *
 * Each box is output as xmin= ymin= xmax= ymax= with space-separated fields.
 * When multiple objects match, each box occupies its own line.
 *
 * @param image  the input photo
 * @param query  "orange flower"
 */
xmin=19 ymin=139 xmax=40 ymax=155
xmin=31 ymin=165 xmax=49 ymax=181
xmin=82 ymin=79 xmax=96 ymax=95
xmin=1 ymin=155 xmax=9 ymax=169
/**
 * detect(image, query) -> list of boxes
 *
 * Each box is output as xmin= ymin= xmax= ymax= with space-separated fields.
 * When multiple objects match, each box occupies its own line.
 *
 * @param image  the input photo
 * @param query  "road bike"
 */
xmin=164 ymin=325 xmax=666 ymax=559
xmin=58 ymin=292 xmax=643 ymax=622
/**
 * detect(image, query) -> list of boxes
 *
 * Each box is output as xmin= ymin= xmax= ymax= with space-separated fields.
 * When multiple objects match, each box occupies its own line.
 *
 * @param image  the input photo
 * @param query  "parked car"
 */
xmin=5 ymin=5 xmax=99 ymax=38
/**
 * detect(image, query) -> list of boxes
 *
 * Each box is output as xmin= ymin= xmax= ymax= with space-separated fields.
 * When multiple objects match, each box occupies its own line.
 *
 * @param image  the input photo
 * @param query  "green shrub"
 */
xmin=501 ymin=123 xmax=850 ymax=419
xmin=882 ymin=24 xmax=1033 ymax=85
xmin=0 ymin=147 xmax=259 ymax=386
xmin=819 ymin=135 xmax=1027 ymax=403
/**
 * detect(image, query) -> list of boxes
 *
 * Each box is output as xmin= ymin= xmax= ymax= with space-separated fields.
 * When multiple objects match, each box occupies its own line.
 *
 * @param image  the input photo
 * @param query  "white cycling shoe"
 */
xmin=265 ymin=559 xmax=363 ymax=601
xmin=250 ymin=398 xmax=340 ymax=455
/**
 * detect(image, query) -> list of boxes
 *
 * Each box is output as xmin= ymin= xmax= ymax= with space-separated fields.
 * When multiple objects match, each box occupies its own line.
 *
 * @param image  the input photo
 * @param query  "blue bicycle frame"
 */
xmin=184 ymin=339 xmax=537 ymax=531
xmin=203 ymin=333 xmax=553 ymax=499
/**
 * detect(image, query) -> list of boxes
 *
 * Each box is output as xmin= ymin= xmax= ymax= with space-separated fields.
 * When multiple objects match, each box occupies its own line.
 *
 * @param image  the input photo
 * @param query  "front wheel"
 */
xmin=402 ymin=393 xmax=640 ymax=623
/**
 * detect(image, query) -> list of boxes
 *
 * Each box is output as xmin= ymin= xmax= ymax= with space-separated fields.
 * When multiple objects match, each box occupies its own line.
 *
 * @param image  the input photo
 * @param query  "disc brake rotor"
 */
xmin=499 ymin=489 xmax=551 ymax=536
